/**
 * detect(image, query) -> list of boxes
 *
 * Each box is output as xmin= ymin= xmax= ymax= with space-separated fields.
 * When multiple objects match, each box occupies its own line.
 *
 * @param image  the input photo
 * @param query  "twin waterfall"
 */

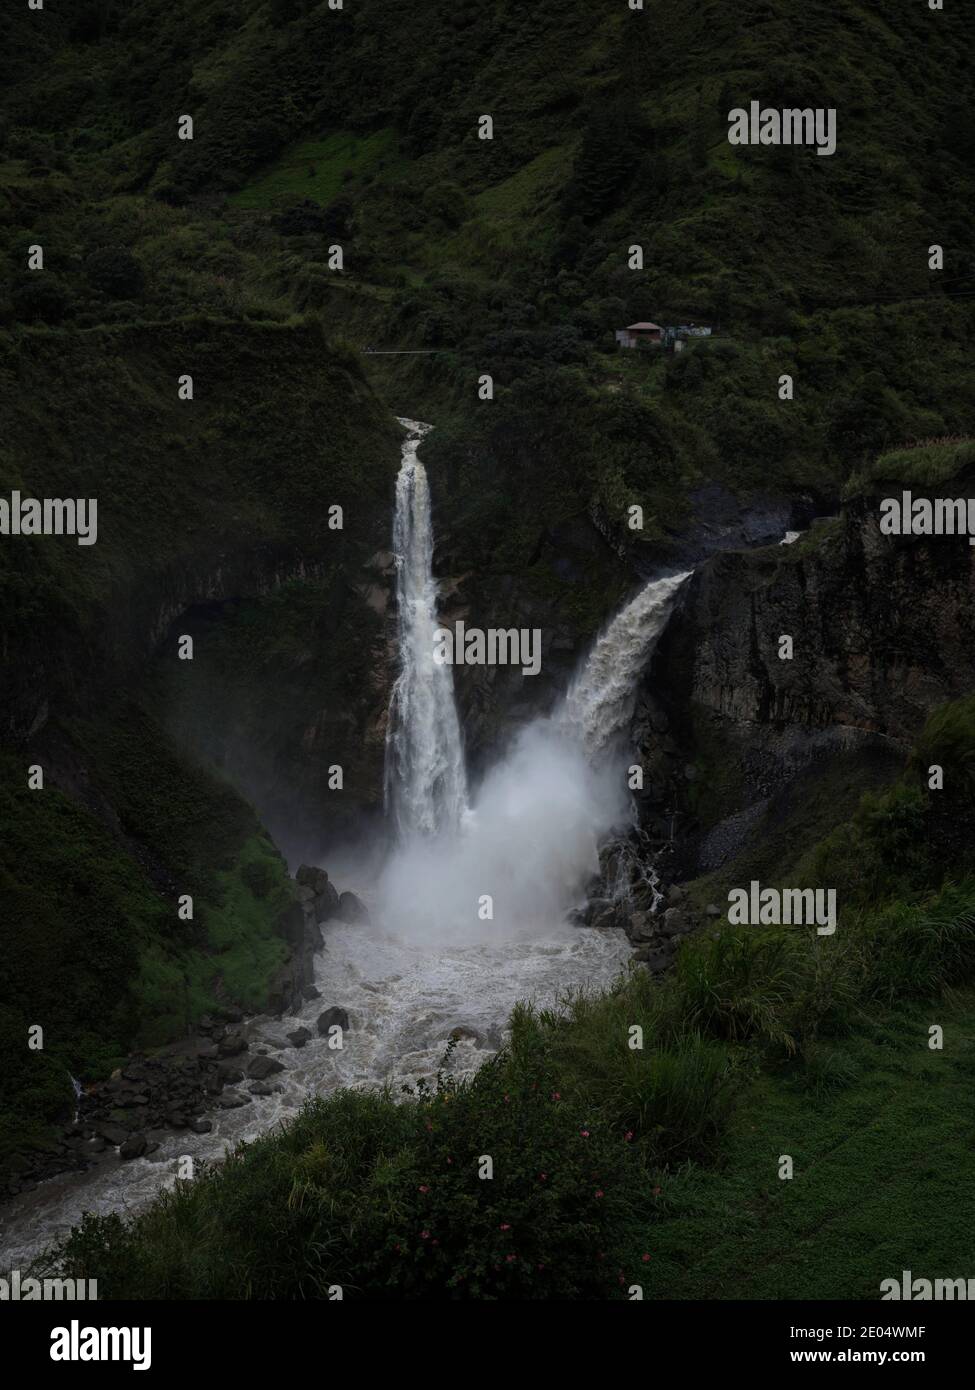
xmin=384 ymin=417 xmax=689 ymax=863
xmin=0 ymin=419 xmax=689 ymax=1272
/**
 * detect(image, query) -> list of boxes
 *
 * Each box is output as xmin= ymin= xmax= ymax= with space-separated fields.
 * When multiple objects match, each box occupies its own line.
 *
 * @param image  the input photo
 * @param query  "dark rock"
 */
xmin=167 ymin=1112 xmax=187 ymax=1128
xmin=216 ymin=1063 xmax=244 ymax=1084
xmin=447 ymin=1026 xmax=483 ymax=1045
xmin=336 ymin=891 xmax=369 ymax=924
xmin=705 ymin=903 xmax=722 ymax=918
xmin=196 ymin=1041 xmax=219 ymax=1060
xmin=189 ymin=1118 xmax=212 ymax=1134
xmin=96 ymin=1122 xmax=129 ymax=1146
xmin=317 ymin=1007 xmax=350 ymax=1035
xmin=314 ymin=882 xmax=341 ymax=923
xmin=634 ymin=946 xmax=672 ymax=972
xmin=658 ymin=908 xmax=688 ymax=938
xmin=217 ymin=1090 xmax=250 ymax=1109
xmin=296 ymin=864 xmax=330 ymax=895
xmin=119 ymin=1133 xmax=148 ymax=1160
xmin=248 ymin=1081 xmax=281 ymax=1097
xmin=218 ymin=1031 xmax=248 ymax=1057
xmin=302 ymin=986 xmax=321 ymax=1001
xmin=627 ymin=911 xmax=655 ymax=943
xmin=287 ymin=1027 xmax=312 ymax=1048
xmin=247 ymin=1055 xmax=285 ymax=1080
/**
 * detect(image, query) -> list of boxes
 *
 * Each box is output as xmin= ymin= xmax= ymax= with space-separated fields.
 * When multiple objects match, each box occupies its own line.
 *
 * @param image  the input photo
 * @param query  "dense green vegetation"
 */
xmin=3 ymin=0 xmax=975 ymax=1295
xmin=4 ymin=0 xmax=973 ymax=591
xmin=35 ymin=700 xmax=975 ymax=1296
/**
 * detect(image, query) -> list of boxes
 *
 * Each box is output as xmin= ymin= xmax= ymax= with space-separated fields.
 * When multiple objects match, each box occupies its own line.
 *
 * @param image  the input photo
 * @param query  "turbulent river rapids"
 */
xmin=0 ymin=419 xmax=689 ymax=1268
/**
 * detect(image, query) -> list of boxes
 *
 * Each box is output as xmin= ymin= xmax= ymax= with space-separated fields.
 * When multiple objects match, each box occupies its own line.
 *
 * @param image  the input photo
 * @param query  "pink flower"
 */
xmin=539 ymin=1173 xmax=547 ymax=1181
xmin=551 ymin=1091 xmax=561 ymax=1101
xmin=595 ymin=1190 xmax=604 ymax=1199
xmin=506 ymin=1254 xmax=516 ymax=1263
xmin=500 ymin=1223 xmax=511 ymax=1231
xmin=421 ymin=1230 xmax=430 ymax=1240
xmin=642 ymin=1253 xmax=651 ymax=1263
xmin=446 ymin=1157 xmax=453 ymax=1164
xmin=625 ymin=1131 xmax=634 ymax=1141
xmin=418 ymin=1184 xmax=429 ymax=1193
xmin=581 ymin=1129 xmax=590 ymax=1138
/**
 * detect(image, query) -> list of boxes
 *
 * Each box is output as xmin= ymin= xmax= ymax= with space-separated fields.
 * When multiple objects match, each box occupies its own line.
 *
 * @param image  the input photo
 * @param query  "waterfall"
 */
xmin=384 ymin=419 xmax=469 ymax=839
xmin=560 ymin=571 xmax=691 ymax=753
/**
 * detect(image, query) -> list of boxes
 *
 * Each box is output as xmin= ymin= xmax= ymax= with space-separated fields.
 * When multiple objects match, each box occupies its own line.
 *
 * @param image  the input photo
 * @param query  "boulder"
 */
xmin=314 ymin=882 xmax=342 ymax=924
xmin=447 ymin=1025 xmax=483 ymax=1045
xmin=217 ymin=1031 xmax=248 ymax=1058
xmin=217 ymin=1090 xmax=250 ymax=1109
xmin=247 ymin=1055 xmax=285 ymax=1080
xmin=317 ymin=1007 xmax=350 ymax=1035
xmin=287 ymin=1027 xmax=312 ymax=1049
xmin=96 ymin=1122 xmax=129 ymax=1146
xmin=296 ymin=865 xmax=330 ymax=896
xmin=634 ymin=946 xmax=672 ymax=972
xmin=302 ymin=985 xmax=321 ymax=1001
xmin=188 ymin=1118 xmax=212 ymax=1135
xmin=627 ymin=911 xmax=655 ymax=943
xmin=336 ymin=891 xmax=369 ymax=924
xmin=119 ymin=1133 xmax=147 ymax=1160
xmin=248 ymin=1081 xmax=282 ymax=1097
xmin=658 ymin=908 xmax=689 ymax=938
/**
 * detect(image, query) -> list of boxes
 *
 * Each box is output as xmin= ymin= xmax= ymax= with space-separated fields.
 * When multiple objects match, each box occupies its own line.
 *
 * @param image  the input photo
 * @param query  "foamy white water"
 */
xmin=0 ymin=916 xmax=631 ymax=1269
xmin=561 ymin=571 xmax=690 ymax=753
xmin=384 ymin=419 xmax=469 ymax=838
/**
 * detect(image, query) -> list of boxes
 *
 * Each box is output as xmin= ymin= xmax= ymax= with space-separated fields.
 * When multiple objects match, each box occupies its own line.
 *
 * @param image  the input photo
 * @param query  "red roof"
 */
xmin=626 ymin=322 xmax=662 ymax=331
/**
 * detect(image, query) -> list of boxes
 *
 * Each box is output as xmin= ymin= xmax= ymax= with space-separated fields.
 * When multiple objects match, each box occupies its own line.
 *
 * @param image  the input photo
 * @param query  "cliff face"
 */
xmin=0 ymin=317 xmax=402 ymax=1162
xmin=638 ymin=464 xmax=975 ymax=882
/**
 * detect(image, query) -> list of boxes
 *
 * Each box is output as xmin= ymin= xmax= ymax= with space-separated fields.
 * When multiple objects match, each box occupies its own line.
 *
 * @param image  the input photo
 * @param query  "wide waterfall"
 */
xmin=560 ymin=571 xmax=690 ymax=754
xmin=384 ymin=419 xmax=469 ymax=838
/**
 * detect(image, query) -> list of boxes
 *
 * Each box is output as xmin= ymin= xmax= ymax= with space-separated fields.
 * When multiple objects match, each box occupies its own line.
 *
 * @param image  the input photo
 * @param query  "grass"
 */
xmin=229 ymin=130 xmax=399 ymax=210
xmin=846 ymin=438 xmax=975 ymax=497
xmin=648 ymin=992 xmax=975 ymax=1299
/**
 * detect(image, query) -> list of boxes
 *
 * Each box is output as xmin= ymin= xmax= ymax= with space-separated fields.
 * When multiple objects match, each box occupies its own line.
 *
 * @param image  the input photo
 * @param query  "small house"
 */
xmin=615 ymin=322 xmax=663 ymax=349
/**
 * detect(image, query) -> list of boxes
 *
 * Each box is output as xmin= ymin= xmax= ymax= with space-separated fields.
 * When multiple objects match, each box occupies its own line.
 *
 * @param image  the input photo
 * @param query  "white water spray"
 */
xmin=378 ymin=520 xmax=690 ymax=942
xmin=384 ymin=419 xmax=469 ymax=838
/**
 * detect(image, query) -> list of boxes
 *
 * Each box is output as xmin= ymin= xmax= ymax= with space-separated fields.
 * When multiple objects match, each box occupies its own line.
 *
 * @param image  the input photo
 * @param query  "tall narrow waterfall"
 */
xmin=384 ymin=419 xmax=469 ymax=839
xmin=560 ymin=571 xmax=690 ymax=753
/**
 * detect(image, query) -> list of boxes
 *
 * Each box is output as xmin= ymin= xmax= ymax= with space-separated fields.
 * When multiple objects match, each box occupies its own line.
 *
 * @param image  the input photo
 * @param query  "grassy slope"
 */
xmin=652 ymin=992 xmax=975 ymax=1299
